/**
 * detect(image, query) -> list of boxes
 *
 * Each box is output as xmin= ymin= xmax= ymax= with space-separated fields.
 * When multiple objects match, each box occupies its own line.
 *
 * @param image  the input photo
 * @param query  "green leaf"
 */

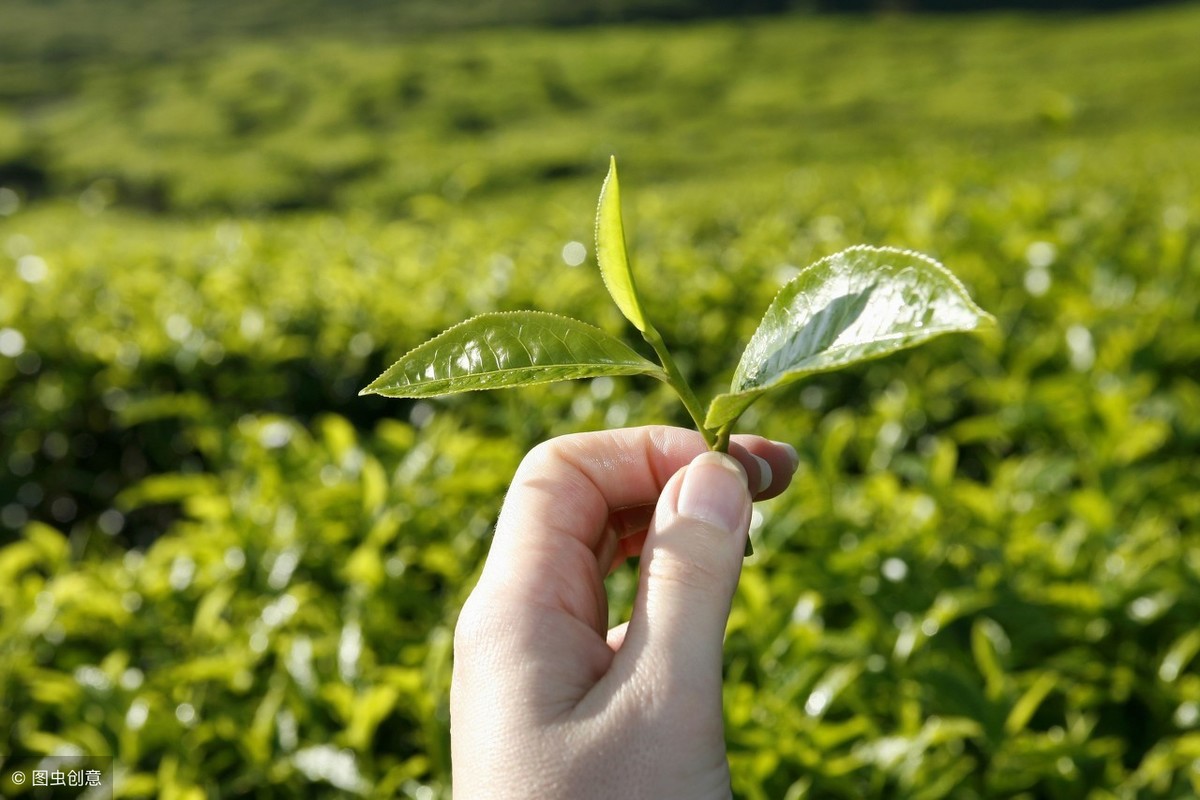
xmin=361 ymin=311 xmax=665 ymax=397
xmin=706 ymin=246 xmax=995 ymax=428
xmin=1004 ymin=672 xmax=1058 ymax=735
xmin=595 ymin=156 xmax=649 ymax=332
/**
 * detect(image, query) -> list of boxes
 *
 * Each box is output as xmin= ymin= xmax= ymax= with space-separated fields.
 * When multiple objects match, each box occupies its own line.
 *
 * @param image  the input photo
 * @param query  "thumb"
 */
xmin=626 ymin=451 xmax=752 ymax=690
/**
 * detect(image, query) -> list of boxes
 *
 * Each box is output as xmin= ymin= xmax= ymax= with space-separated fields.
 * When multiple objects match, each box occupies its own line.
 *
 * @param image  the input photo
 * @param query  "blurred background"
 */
xmin=1 ymin=0 xmax=1198 ymax=797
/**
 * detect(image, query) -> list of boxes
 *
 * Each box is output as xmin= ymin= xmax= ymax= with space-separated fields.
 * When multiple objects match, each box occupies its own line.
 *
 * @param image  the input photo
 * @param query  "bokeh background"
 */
xmin=2 ymin=0 xmax=1199 ymax=797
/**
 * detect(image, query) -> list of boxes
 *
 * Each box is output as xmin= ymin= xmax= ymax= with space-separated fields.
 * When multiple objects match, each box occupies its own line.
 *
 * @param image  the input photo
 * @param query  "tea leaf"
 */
xmin=706 ymin=246 xmax=995 ymax=428
xmin=596 ymin=156 xmax=649 ymax=332
xmin=361 ymin=311 xmax=665 ymax=397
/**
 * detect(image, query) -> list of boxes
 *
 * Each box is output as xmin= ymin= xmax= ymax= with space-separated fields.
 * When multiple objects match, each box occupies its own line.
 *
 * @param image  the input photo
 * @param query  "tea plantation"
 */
xmin=2 ymin=4 xmax=1199 ymax=797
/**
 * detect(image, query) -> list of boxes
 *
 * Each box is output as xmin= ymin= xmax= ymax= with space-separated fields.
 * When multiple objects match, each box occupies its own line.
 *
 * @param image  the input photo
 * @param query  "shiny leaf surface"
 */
xmin=595 ymin=156 xmax=649 ymax=332
xmin=706 ymin=246 xmax=995 ymax=428
xmin=361 ymin=311 xmax=665 ymax=397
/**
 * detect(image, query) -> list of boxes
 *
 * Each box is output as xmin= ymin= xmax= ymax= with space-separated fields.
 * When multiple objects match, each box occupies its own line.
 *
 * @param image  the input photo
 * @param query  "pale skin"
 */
xmin=451 ymin=426 xmax=799 ymax=799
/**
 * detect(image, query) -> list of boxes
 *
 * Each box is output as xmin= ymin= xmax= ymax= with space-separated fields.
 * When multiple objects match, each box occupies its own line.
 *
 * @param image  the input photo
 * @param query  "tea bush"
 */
xmin=2 ymin=5 xmax=1199 ymax=798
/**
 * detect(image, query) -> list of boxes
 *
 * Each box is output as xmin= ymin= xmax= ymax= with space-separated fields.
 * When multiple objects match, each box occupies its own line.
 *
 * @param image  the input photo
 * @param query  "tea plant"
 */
xmin=363 ymin=158 xmax=995 ymax=455
xmin=4 ymin=6 xmax=1200 ymax=795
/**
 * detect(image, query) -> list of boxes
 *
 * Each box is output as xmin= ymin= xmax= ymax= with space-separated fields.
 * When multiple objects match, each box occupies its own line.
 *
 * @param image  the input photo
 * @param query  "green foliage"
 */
xmin=3 ymin=5 xmax=1199 ymax=213
xmin=2 ymin=409 xmax=521 ymax=796
xmin=1 ymin=5 xmax=1199 ymax=799
xmin=368 ymin=167 xmax=991 ymax=455
xmin=707 ymin=246 xmax=995 ymax=429
xmin=362 ymin=311 xmax=666 ymax=397
xmin=596 ymin=157 xmax=651 ymax=334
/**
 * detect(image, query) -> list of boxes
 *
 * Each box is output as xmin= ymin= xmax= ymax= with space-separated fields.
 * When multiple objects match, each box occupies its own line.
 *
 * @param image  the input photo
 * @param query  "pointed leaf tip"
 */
xmin=362 ymin=311 xmax=666 ymax=398
xmin=596 ymin=157 xmax=649 ymax=333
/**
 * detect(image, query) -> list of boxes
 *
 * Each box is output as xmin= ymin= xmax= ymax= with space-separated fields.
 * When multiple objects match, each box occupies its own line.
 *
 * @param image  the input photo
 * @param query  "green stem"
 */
xmin=641 ymin=330 xmax=752 ymax=556
xmin=641 ymin=323 xmax=715 ymax=449
xmin=714 ymin=420 xmax=752 ymax=555
xmin=713 ymin=423 xmax=733 ymax=454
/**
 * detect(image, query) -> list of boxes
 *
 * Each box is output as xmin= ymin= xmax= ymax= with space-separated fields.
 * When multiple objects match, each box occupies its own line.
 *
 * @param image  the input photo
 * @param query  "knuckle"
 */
xmin=517 ymin=436 xmax=577 ymax=479
xmin=644 ymin=540 xmax=733 ymax=594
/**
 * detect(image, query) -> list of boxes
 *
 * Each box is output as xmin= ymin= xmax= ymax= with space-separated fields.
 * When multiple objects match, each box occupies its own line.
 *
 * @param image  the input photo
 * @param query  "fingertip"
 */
xmin=750 ymin=454 xmax=773 ymax=494
xmin=730 ymin=437 xmax=799 ymax=500
xmin=678 ymin=452 xmax=751 ymax=531
xmin=773 ymin=440 xmax=799 ymax=473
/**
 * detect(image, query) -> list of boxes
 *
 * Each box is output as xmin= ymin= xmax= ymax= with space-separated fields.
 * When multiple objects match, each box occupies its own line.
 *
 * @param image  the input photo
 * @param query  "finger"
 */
xmin=478 ymin=427 xmax=796 ymax=630
xmin=606 ymin=621 xmax=630 ymax=652
xmin=483 ymin=427 xmax=712 ymax=590
xmin=608 ymin=503 xmax=656 ymax=541
xmin=618 ymin=451 xmax=752 ymax=695
xmin=478 ymin=427 xmax=712 ymax=633
xmin=612 ymin=529 xmax=647 ymax=571
xmin=729 ymin=437 xmax=799 ymax=500
xmin=599 ymin=437 xmax=798 ymax=574
xmin=605 ymin=504 xmax=654 ymax=574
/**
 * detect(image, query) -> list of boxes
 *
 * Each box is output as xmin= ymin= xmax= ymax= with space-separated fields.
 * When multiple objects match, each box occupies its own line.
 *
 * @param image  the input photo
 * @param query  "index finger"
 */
xmin=479 ymin=426 xmax=797 ymax=605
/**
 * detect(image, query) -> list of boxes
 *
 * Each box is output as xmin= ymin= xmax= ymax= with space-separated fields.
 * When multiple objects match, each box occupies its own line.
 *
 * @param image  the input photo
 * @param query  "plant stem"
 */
xmin=641 ymin=324 xmax=715 ymax=449
xmin=641 ymin=329 xmax=751 ymax=555
xmin=713 ymin=423 xmax=733 ymax=454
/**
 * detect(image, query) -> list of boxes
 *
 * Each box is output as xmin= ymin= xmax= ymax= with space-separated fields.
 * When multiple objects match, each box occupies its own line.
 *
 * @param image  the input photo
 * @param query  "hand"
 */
xmin=451 ymin=426 xmax=798 ymax=799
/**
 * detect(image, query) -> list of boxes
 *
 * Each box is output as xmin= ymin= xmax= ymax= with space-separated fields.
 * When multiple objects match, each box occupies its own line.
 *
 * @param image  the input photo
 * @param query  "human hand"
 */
xmin=450 ymin=426 xmax=798 ymax=799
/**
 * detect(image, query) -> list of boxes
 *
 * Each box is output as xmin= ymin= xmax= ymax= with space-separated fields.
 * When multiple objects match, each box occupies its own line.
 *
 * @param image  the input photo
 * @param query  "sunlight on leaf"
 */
xmin=361 ymin=311 xmax=665 ymax=397
xmin=706 ymin=246 xmax=995 ymax=428
xmin=596 ymin=156 xmax=649 ymax=333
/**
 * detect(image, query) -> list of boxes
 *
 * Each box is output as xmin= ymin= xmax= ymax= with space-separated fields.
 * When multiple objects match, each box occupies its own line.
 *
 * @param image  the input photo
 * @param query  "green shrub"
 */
xmin=2 ymin=6 xmax=1199 ymax=798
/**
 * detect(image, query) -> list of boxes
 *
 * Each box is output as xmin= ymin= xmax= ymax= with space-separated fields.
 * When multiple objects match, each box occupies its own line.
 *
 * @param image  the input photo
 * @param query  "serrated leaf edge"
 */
xmin=705 ymin=245 xmax=996 ymax=428
xmin=733 ymin=244 xmax=995 ymax=389
xmin=766 ymin=244 xmax=994 ymax=331
xmin=360 ymin=310 xmax=663 ymax=396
